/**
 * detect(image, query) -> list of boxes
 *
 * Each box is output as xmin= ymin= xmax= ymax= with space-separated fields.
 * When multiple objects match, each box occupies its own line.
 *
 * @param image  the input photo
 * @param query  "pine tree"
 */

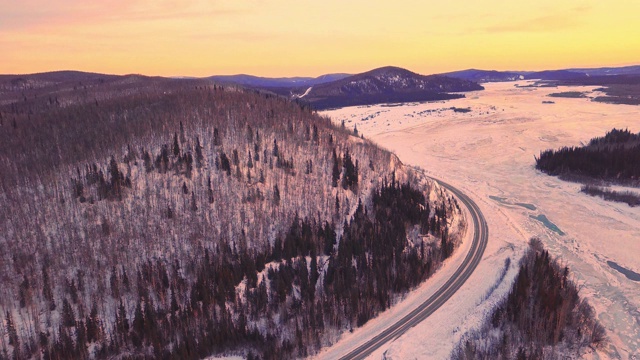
xmin=331 ymin=149 xmax=340 ymax=187
xmin=116 ymin=301 xmax=129 ymax=336
xmin=232 ymin=149 xmax=240 ymax=166
xmin=110 ymin=266 xmax=119 ymax=298
xmin=86 ymin=302 xmax=100 ymax=342
xmin=273 ymin=184 xmax=280 ymax=206
xmin=191 ymin=191 xmax=198 ymax=212
xmin=173 ymin=133 xmax=180 ymax=157
xmin=122 ymin=267 xmax=130 ymax=293
xmin=62 ymin=298 xmax=76 ymax=327
xmin=18 ymin=275 xmax=30 ymax=308
xmin=195 ymin=137 xmax=204 ymax=168
xmin=6 ymin=311 xmax=19 ymax=347
xmin=132 ymin=301 xmax=145 ymax=346
xmin=179 ymin=121 xmax=186 ymax=143
xmin=109 ymin=156 xmax=122 ymax=199
xmin=213 ymin=127 xmax=221 ymax=146
xmin=220 ymin=152 xmax=231 ymax=175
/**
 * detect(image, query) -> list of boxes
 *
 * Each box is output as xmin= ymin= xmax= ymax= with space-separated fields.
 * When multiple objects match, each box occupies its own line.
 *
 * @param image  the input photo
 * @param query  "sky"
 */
xmin=1 ymin=0 xmax=639 ymax=77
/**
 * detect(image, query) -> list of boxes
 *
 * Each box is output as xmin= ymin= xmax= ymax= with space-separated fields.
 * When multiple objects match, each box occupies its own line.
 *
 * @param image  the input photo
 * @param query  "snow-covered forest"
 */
xmin=451 ymin=239 xmax=605 ymax=359
xmin=0 ymin=75 xmax=461 ymax=359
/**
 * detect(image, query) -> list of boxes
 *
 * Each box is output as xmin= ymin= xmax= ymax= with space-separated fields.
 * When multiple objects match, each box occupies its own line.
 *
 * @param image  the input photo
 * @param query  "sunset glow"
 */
xmin=2 ymin=0 xmax=639 ymax=76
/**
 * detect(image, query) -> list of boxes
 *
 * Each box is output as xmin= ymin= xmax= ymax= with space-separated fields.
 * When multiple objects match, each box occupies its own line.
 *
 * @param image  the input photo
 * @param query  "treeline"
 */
xmin=535 ymin=128 xmax=640 ymax=185
xmin=0 ymin=75 xmax=462 ymax=359
xmin=581 ymin=185 xmax=640 ymax=207
xmin=452 ymin=239 xmax=605 ymax=359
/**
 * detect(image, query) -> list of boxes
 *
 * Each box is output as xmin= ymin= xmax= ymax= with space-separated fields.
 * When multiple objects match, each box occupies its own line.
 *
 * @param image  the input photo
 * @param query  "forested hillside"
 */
xmin=452 ymin=239 xmax=605 ymax=359
xmin=0 ymin=74 xmax=463 ymax=359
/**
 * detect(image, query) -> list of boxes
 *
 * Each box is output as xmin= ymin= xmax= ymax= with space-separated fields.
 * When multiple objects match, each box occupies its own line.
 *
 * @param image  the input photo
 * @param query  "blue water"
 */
xmin=530 ymin=214 xmax=565 ymax=236
xmin=489 ymin=195 xmax=537 ymax=210
xmin=489 ymin=195 xmax=508 ymax=203
xmin=515 ymin=202 xmax=537 ymax=210
xmin=607 ymin=261 xmax=640 ymax=282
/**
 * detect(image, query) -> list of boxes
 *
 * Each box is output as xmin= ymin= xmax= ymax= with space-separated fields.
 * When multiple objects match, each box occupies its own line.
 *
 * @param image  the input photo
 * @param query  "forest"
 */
xmin=451 ymin=239 xmax=605 ymax=359
xmin=580 ymin=185 xmax=640 ymax=207
xmin=535 ymin=128 xmax=640 ymax=186
xmin=0 ymin=74 xmax=462 ymax=359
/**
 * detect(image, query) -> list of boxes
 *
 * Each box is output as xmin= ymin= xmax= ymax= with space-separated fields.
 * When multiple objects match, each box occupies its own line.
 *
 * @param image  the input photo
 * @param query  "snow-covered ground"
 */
xmin=320 ymin=81 xmax=640 ymax=360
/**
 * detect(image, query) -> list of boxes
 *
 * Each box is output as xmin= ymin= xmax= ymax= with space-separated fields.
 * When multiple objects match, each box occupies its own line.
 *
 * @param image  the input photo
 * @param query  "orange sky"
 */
xmin=1 ymin=0 xmax=639 ymax=77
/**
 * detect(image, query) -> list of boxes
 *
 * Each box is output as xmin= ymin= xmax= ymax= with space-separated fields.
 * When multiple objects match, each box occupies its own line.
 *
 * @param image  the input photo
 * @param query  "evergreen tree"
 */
xmin=195 ymin=137 xmax=204 ymax=168
xmin=116 ymin=301 xmax=129 ymax=336
xmin=132 ymin=301 xmax=145 ymax=346
xmin=62 ymin=298 xmax=76 ymax=327
xmin=273 ymin=184 xmax=280 ymax=206
xmin=331 ymin=149 xmax=340 ymax=187
xmin=6 ymin=311 xmax=19 ymax=347
xmin=110 ymin=266 xmax=119 ymax=298
xmin=86 ymin=302 xmax=100 ymax=342
xmin=173 ymin=133 xmax=180 ymax=157
xmin=191 ymin=191 xmax=198 ymax=212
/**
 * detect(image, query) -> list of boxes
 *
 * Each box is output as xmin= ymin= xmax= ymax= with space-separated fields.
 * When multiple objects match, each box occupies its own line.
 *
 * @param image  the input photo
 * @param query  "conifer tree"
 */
xmin=191 ymin=191 xmax=198 ymax=212
xmin=331 ymin=149 xmax=340 ymax=187
xmin=273 ymin=184 xmax=280 ymax=205
xmin=173 ymin=133 xmax=180 ymax=157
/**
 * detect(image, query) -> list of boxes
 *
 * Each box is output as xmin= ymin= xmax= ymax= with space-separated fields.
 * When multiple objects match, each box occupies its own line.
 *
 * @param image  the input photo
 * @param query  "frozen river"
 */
xmin=321 ymin=81 xmax=640 ymax=359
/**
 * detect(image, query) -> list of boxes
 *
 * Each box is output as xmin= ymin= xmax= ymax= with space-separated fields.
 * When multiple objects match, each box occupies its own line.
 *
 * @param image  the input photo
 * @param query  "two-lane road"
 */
xmin=338 ymin=178 xmax=489 ymax=360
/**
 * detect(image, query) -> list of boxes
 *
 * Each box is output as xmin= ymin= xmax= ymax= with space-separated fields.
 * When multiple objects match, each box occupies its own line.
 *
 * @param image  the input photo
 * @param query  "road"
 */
xmin=338 ymin=178 xmax=489 ymax=360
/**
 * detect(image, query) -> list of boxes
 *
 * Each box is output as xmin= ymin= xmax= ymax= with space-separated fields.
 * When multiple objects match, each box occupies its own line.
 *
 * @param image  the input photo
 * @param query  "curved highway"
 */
xmin=338 ymin=178 xmax=489 ymax=360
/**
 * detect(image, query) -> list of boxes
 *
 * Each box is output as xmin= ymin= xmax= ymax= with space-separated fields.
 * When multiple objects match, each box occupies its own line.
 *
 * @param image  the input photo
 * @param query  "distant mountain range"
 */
xmin=207 ymin=64 xmax=639 ymax=109
xmin=209 ymin=73 xmax=351 ymax=88
xmin=567 ymin=65 xmax=640 ymax=76
xmin=442 ymin=65 xmax=640 ymax=83
xmin=440 ymin=69 xmax=524 ymax=83
xmin=2 ymin=64 xmax=639 ymax=111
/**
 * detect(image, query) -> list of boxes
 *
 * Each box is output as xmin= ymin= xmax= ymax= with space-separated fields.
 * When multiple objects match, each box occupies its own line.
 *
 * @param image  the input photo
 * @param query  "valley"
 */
xmin=322 ymin=81 xmax=640 ymax=359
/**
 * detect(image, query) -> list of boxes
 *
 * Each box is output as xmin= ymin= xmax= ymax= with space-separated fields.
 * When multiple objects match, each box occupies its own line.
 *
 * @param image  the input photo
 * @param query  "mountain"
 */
xmin=209 ymin=73 xmax=351 ymax=88
xmin=0 ymin=71 xmax=207 ymax=111
xmin=297 ymin=66 xmax=484 ymax=110
xmin=441 ymin=69 xmax=524 ymax=83
xmin=440 ymin=65 xmax=640 ymax=83
xmin=567 ymin=65 xmax=640 ymax=76
xmin=0 ymin=70 xmax=121 ymax=93
xmin=523 ymin=69 xmax=588 ymax=81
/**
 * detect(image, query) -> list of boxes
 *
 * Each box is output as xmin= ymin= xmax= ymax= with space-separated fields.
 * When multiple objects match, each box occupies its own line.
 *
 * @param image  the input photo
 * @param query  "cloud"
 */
xmin=189 ymin=31 xmax=274 ymax=43
xmin=477 ymin=6 xmax=591 ymax=34
xmin=0 ymin=0 xmax=249 ymax=31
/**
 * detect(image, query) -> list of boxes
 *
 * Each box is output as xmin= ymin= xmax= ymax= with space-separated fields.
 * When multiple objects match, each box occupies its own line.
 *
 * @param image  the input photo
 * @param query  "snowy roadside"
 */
xmin=310 ymin=177 xmax=473 ymax=360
